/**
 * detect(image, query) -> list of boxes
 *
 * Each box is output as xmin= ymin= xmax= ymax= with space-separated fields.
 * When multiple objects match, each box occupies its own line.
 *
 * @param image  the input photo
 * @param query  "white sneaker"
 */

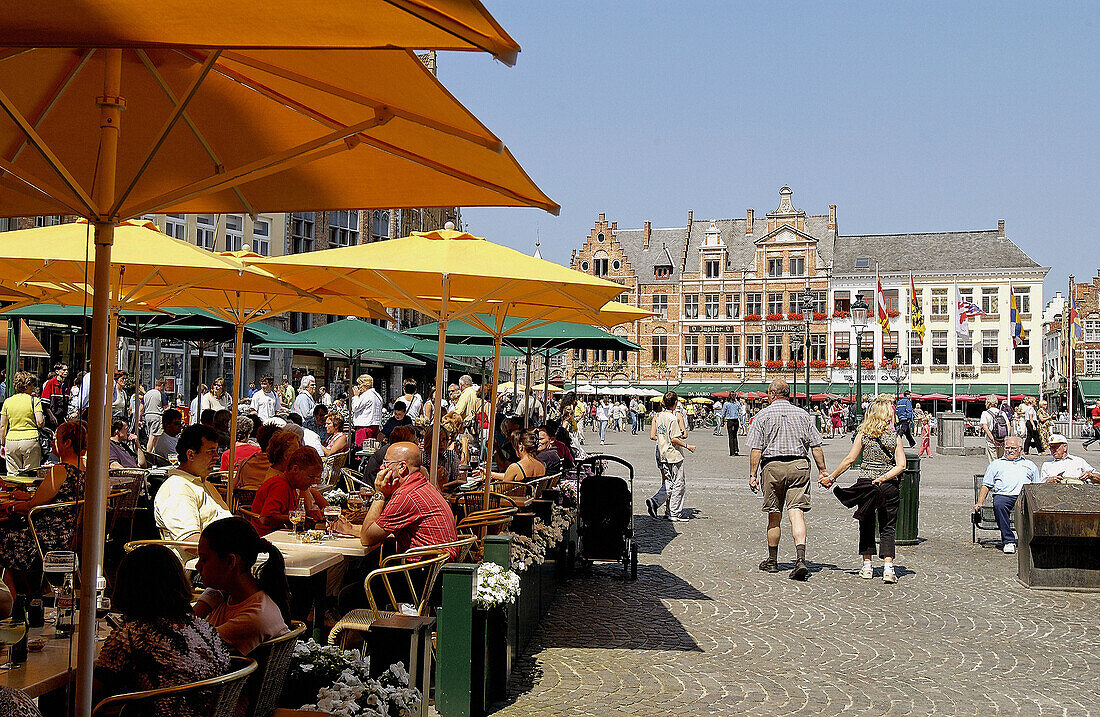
xmin=883 ymin=565 xmax=897 ymax=584
xmin=1004 ymin=543 xmax=1017 ymax=554
xmin=859 ymin=562 xmax=873 ymax=579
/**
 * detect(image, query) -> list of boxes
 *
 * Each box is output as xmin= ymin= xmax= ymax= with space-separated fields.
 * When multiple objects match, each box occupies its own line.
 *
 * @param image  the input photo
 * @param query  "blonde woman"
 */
xmin=822 ymin=396 xmax=907 ymax=584
xmin=0 ymin=372 xmax=45 ymax=474
xmin=1036 ymin=399 xmax=1053 ymax=452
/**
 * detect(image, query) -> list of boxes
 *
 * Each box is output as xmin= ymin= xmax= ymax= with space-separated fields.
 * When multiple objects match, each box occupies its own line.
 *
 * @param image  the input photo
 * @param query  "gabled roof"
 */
xmin=609 ymin=226 xmax=687 ymax=281
xmin=684 ymin=215 xmax=835 ymax=272
xmin=832 ymin=230 xmax=1043 ymax=275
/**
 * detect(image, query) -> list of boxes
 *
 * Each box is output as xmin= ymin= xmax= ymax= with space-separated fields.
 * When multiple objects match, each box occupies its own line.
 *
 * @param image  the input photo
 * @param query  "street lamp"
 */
xmin=890 ymin=360 xmax=910 ymax=398
xmin=801 ymin=289 xmax=816 ymax=410
xmin=851 ymin=294 xmax=870 ymax=427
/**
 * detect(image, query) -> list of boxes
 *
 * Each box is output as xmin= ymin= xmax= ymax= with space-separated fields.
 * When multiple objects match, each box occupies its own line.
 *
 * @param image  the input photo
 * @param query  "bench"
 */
xmin=1016 ymin=484 xmax=1100 ymax=591
xmin=972 ymin=474 xmax=1013 ymax=543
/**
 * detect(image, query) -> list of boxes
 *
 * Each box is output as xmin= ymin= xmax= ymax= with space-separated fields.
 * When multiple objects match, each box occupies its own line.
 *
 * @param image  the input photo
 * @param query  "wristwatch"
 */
xmin=370 ymin=491 xmax=386 ymax=503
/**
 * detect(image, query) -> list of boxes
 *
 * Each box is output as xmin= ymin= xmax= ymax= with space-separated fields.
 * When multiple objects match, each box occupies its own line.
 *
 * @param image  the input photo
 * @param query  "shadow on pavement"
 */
xmin=634 ymin=513 xmax=680 ymax=554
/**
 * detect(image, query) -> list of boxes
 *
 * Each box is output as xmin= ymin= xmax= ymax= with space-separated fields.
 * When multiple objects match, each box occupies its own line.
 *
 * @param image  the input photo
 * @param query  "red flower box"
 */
xmin=786 ymin=313 xmax=804 ymax=321
xmin=745 ymin=360 xmax=762 ymax=368
xmin=860 ymin=359 xmax=875 ymax=370
xmin=813 ymin=312 xmax=828 ymax=321
xmin=765 ymin=313 xmax=784 ymax=322
xmin=832 ymin=310 xmax=850 ymax=319
xmin=764 ymin=360 xmax=783 ymax=369
xmin=744 ymin=314 xmax=762 ymax=322
xmin=880 ymin=359 xmax=899 ymax=368
xmin=832 ymin=360 xmax=851 ymax=368
xmin=810 ymin=360 xmax=828 ymax=368
xmin=787 ymin=360 xmax=805 ymax=368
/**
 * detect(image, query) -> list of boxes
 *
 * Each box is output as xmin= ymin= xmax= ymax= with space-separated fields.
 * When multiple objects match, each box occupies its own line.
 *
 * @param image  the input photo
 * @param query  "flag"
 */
xmin=1070 ymin=292 xmax=1083 ymax=351
xmin=1009 ymin=285 xmax=1028 ymax=348
xmin=909 ymin=271 xmax=925 ymax=342
xmin=954 ymin=277 xmax=984 ymax=341
xmin=875 ymin=271 xmax=890 ymax=332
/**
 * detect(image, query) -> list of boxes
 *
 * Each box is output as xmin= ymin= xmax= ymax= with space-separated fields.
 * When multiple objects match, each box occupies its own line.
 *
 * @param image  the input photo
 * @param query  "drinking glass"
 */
xmin=289 ymin=508 xmax=306 ymax=539
xmin=43 ymin=551 xmax=76 ymax=623
xmin=95 ymin=595 xmax=111 ymax=641
xmin=323 ymin=506 xmax=341 ymax=537
xmin=0 ymin=618 xmax=26 ymax=669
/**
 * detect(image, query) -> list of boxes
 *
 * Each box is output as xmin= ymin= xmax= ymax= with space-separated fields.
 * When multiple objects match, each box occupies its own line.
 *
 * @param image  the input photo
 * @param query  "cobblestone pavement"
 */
xmin=493 ymin=425 xmax=1100 ymax=716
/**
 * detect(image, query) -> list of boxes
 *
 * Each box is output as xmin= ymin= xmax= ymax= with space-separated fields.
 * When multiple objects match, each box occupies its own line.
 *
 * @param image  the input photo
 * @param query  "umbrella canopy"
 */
xmin=576 ymin=385 xmax=596 ymax=395
xmin=921 ymin=393 xmax=951 ymax=401
xmin=258 ymin=316 xmax=416 ymax=356
xmin=691 ymin=397 xmax=713 ymax=404
xmin=955 ymin=394 xmax=980 ymax=402
xmin=3 ymin=0 xmax=523 ymax=65
xmin=407 ymin=314 xmax=642 ymax=353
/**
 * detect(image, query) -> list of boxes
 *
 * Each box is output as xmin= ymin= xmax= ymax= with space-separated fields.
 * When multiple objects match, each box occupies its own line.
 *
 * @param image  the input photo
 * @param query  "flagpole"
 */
xmin=1069 ymin=274 xmax=1075 ymax=433
xmin=874 ymin=263 xmax=880 ymax=396
xmin=1007 ymin=280 xmax=1013 ymax=410
xmin=951 ymin=276 xmax=958 ymax=412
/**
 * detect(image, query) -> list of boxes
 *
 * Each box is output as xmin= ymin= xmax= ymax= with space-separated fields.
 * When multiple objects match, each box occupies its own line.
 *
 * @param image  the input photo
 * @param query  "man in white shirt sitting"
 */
xmin=973 ymin=436 xmax=1042 ymax=554
xmin=1039 ymin=433 xmax=1099 ymax=484
xmin=147 ymin=408 xmax=184 ymax=461
xmin=153 ymin=424 xmax=231 ymax=547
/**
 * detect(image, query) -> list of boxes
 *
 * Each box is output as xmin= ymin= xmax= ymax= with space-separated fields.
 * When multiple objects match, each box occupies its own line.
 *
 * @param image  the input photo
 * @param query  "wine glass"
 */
xmin=95 ymin=595 xmax=111 ymax=641
xmin=288 ymin=508 xmax=306 ymax=539
xmin=323 ymin=506 xmax=341 ymax=537
xmin=43 ymin=551 xmax=76 ymax=622
xmin=0 ymin=618 xmax=26 ymax=669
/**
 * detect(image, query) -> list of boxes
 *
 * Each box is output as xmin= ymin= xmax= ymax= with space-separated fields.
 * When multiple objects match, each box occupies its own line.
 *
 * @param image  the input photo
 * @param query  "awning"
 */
xmin=0 ymin=320 xmax=50 ymax=359
xmin=1079 ymin=379 xmax=1100 ymax=403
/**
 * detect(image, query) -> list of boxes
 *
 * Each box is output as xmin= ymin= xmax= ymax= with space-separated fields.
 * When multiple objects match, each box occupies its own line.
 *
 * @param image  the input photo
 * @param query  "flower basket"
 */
xmin=764 ymin=360 xmax=783 ymax=370
xmin=832 ymin=360 xmax=850 ymax=368
xmin=880 ymin=360 xmax=898 ymax=369
xmin=832 ymin=310 xmax=850 ymax=319
xmin=887 ymin=310 xmax=901 ymax=318
xmin=786 ymin=312 xmax=803 ymax=321
xmin=813 ymin=312 xmax=828 ymax=321
xmin=744 ymin=314 xmax=762 ymax=322
xmin=284 ymin=640 xmax=422 ymax=716
xmin=810 ymin=360 xmax=828 ymax=368
xmin=860 ymin=359 xmax=875 ymax=370
xmin=765 ymin=313 xmax=783 ymax=321
xmin=786 ymin=360 xmax=804 ymax=369
xmin=745 ymin=360 xmax=762 ymax=368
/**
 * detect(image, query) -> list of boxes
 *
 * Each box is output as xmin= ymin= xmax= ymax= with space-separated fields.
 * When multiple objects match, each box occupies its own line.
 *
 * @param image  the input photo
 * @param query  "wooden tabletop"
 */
xmin=0 ymin=623 xmax=106 ymax=698
xmin=279 ymin=549 xmax=343 ymax=578
xmin=266 ymin=530 xmax=376 ymax=558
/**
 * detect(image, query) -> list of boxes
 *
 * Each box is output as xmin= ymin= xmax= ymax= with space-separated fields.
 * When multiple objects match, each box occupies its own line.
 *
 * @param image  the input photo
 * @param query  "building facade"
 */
xmin=1067 ymin=271 xmax=1100 ymax=411
xmin=567 ymin=187 xmax=1048 ymax=400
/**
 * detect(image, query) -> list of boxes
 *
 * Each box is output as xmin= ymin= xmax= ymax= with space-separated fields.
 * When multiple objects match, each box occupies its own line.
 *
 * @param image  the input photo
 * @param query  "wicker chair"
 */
xmin=341 ymin=467 xmax=370 ymax=493
xmin=455 ymin=511 xmax=515 ymax=542
xmin=320 ymin=452 xmax=347 ymax=488
xmin=242 ymin=621 xmax=307 ymax=717
xmin=327 ymin=550 xmax=449 ymax=648
xmin=28 ymin=499 xmax=85 ymax=563
xmin=402 ymin=535 xmax=478 ymax=563
xmin=454 ymin=492 xmax=519 ymax=517
xmin=92 ymin=656 xmax=257 ymax=716
xmin=231 ymin=488 xmax=258 ymax=516
xmin=488 ymin=479 xmax=535 ymax=506
xmin=107 ymin=469 xmax=147 ymax=543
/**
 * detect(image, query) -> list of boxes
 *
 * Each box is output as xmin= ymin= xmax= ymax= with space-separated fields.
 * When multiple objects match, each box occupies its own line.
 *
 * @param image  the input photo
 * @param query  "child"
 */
xmin=918 ymin=416 xmax=932 ymax=457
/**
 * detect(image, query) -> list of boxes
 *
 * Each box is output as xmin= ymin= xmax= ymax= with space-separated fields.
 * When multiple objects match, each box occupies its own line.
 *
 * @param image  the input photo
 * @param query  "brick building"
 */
xmin=1068 ymin=271 xmax=1100 ymax=410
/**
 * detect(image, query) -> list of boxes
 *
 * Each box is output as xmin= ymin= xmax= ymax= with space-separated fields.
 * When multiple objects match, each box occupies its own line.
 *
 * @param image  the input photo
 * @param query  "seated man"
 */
xmin=146 ymin=408 xmax=183 ymax=461
xmin=251 ymin=446 xmax=326 ymax=536
xmin=336 ymin=441 xmax=458 ymax=559
xmin=1039 ymin=433 xmax=1099 ymax=484
xmin=380 ymin=401 xmax=413 ymax=441
xmin=108 ymin=418 xmax=145 ymax=469
xmin=973 ymin=436 xmax=1041 ymax=554
xmin=153 ymin=424 xmax=232 ymax=545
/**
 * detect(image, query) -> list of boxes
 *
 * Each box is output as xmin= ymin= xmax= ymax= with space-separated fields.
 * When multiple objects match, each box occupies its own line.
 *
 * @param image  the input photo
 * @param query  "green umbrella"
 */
xmin=406 ymin=315 xmax=640 ymax=353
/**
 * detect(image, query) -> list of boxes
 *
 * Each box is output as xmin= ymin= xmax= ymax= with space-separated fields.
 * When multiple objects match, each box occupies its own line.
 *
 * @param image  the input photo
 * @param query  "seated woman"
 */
xmin=95 ymin=545 xmax=230 ymax=717
xmin=323 ymin=412 xmax=348 ymax=457
xmin=442 ymin=412 xmax=472 ymax=466
xmin=219 ymin=415 xmax=259 ymax=471
xmin=236 ymin=425 xmax=296 ymax=492
xmin=0 ymin=421 xmax=86 ymax=589
xmin=493 ymin=429 xmax=546 ymax=484
xmin=194 ymin=517 xmax=291 ymax=655
xmin=250 ymin=447 xmax=326 ymax=535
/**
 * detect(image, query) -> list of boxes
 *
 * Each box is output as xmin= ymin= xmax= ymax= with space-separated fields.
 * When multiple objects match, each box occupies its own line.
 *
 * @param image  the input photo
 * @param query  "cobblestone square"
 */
xmin=496 ymin=426 xmax=1100 ymax=716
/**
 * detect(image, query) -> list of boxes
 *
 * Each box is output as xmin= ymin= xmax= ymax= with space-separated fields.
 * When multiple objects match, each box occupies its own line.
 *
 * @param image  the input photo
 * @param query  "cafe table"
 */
xmin=279 ymin=549 xmax=344 ymax=642
xmin=266 ymin=530 xmax=376 ymax=558
xmin=0 ymin=619 xmax=108 ymax=712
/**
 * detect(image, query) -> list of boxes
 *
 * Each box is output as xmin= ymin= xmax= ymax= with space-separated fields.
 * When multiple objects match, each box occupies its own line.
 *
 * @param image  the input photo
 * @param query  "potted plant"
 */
xmin=813 ymin=312 xmax=828 ymax=321
xmin=765 ymin=360 xmax=783 ymax=370
xmin=786 ymin=312 xmax=803 ymax=321
xmin=745 ymin=360 xmax=762 ymax=368
xmin=832 ymin=310 xmax=850 ymax=319
xmin=744 ymin=313 xmax=762 ymax=321
xmin=810 ymin=359 xmax=828 ymax=369
xmin=765 ymin=313 xmax=784 ymax=321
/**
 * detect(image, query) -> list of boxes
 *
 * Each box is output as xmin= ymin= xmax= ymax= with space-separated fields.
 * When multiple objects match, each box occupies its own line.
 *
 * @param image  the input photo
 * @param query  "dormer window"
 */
xmin=705 ymin=260 xmax=720 ymax=278
xmin=854 ymin=257 xmax=870 ymax=269
xmin=655 ymin=266 xmax=672 ymax=280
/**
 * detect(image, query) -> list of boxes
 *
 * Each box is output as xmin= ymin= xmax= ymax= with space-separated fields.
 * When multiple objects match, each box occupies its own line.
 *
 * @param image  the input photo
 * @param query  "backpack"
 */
xmin=991 ymin=409 xmax=1009 ymax=441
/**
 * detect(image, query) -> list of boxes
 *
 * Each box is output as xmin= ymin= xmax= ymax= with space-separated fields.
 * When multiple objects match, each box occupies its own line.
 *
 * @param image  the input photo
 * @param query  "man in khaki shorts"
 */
xmin=747 ymin=379 xmax=830 ymax=580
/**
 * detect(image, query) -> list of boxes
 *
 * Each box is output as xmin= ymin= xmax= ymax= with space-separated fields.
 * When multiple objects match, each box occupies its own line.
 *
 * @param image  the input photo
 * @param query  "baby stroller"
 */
xmin=575 ymin=454 xmax=637 ymax=581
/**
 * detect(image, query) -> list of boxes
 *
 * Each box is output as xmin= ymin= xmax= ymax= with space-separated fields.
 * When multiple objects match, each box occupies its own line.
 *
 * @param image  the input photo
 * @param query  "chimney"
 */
xmin=828 ymin=204 xmax=837 ymax=231
xmin=598 ymin=212 xmax=605 ymax=223
xmin=643 ymin=221 xmax=651 ymax=250
xmin=611 ymin=221 xmax=617 ymax=230
xmin=687 ymin=210 xmax=693 ymax=226
xmin=746 ymin=208 xmax=754 ymax=234
xmin=998 ymin=219 xmax=1005 ymax=237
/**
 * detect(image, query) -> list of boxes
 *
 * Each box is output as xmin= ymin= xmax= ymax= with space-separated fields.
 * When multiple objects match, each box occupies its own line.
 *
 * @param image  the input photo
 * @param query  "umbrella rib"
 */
xmin=382 ymin=0 xmax=518 ymax=66
xmin=111 ymin=50 xmax=222 ymax=217
xmin=0 ymin=86 xmax=97 ymax=217
xmin=361 ymin=268 xmax=440 ymax=320
xmin=217 ymin=50 xmax=503 ymax=151
xmin=124 ymin=116 xmax=384 ymax=217
xmin=5 ymin=49 xmax=93 ymax=167
xmin=0 ymin=155 xmax=90 ymax=216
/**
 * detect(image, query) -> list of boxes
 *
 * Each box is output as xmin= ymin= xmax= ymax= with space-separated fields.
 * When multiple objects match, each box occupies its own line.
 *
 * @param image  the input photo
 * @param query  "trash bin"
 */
xmin=895 ymin=450 xmax=921 ymax=545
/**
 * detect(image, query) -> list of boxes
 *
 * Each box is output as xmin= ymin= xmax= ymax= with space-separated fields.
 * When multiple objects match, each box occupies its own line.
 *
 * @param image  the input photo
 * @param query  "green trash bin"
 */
xmin=894 ymin=450 xmax=921 ymax=545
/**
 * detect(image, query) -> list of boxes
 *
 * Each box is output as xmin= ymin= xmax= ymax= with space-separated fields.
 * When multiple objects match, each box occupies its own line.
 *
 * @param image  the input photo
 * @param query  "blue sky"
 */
xmin=439 ymin=1 xmax=1098 ymax=301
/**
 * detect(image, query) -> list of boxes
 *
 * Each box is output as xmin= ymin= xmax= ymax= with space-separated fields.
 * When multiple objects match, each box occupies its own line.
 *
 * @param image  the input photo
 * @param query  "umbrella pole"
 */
xmin=483 ymin=327 xmax=504 ymax=511
xmin=542 ymin=348 xmax=551 ymax=419
xmin=77 ymin=48 xmax=122 ymax=717
xmin=227 ymin=318 xmax=245 ymax=507
xmin=523 ymin=340 xmax=533 ymax=429
xmin=428 ymin=276 xmax=449 ymax=488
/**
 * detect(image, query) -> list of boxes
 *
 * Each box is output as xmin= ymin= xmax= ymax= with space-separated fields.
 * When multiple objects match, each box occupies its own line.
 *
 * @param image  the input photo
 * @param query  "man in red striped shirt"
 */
xmin=337 ymin=441 xmax=459 ymax=560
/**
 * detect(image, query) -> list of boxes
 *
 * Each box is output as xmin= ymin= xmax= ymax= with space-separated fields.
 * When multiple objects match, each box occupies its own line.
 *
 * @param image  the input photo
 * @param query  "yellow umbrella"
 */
xmin=5 ymin=0 xmax=523 ymax=65
xmin=691 ymin=397 xmax=713 ymax=404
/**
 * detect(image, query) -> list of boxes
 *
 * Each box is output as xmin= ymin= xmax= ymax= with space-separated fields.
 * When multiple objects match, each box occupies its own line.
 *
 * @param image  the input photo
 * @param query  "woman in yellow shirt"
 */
xmin=0 ymin=371 xmax=44 ymax=474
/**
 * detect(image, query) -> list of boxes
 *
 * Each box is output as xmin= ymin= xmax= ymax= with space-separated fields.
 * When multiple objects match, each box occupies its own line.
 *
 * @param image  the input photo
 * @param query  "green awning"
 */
xmin=1079 ymin=379 xmax=1100 ymax=402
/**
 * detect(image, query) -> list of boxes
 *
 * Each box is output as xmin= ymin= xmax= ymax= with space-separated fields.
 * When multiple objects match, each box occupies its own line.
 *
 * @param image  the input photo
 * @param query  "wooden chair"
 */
xmin=242 ymin=621 xmax=307 ymax=717
xmin=327 ymin=550 xmax=450 ymax=648
xmin=106 ymin=470 xmax=147 ymax=543
xmin=454 ymin=492 xmax=519 ymax=517
xmin=92 ymin=656 xmax=257 ymax=716
xmin=320 ymin=452 xmax=347 ymax=488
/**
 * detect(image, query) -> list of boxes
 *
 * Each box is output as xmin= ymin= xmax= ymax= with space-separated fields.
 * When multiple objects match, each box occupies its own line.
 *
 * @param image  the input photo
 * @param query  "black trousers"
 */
xmin=856 ymin=480 xmax=900 ymax=559
xmin=896 ymin=420 xmax=915 ymax=447
xmin=1023 ymin=422 xmax=1042 ymax=454
xmin=726 ymin=419 xmax=740 ymax=455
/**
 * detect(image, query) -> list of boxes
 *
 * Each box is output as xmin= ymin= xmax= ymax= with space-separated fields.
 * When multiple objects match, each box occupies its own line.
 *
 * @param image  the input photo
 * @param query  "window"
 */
xmin=225 ymin=214 xmax=244 ymax=252
xmin=612 ymin=260 xmax=621 ymax=271
xmin=909 ymin=334 xmax=923 ymax=366
xmin=745 ymin=292 xmax=762 ymax=316
xmin=812 ymin=291 xmax=827 ymax=315
xmin=746 ymin=335 xmax=762 ymax=363
xmin=767 ymin=293 xmax=784 ymax=316
xmin=767 ymin=335 xmax=784 ymax=363
xmin=165 ymin=214 xmax=186 ymax=240
xmin=1012 ymin=287 xmax=1031 ymax=315
xmin=982 ymin=331 xmax=998 ymax=365
xmin=726 ymin=336 xmax=740 ymax=365
xmin=704 ymin=335 xmax=719 ymax=365
xmin=1086 ymin=320 xmax=1100 ymax=343
xmin=618 ymin=292 xmax=630 ymax=305
xmin=958 ymin=287 xmax=974 ymax=307
xmin=196 ymin=214 xmax=216 ymax=250
xmin=329 ymin=210 xmax=359 ymax=246
xmin=596 ymin=232 xmax=605 ymax=243
xmin=652 ymin=294 xmax=668 ymax=320
xmin=704 ymin=294 xmax=719 ymax=319
xmin=833 ymin=291 xmax=851 ymax=315
xmin=593 ymin=258 xmax=609 ymax=277
xmin=931 ymin=289 xmax=949 ymax=316
xmin=34 ymin=215 xmax=63 ymax=227
xmin=1014 ymin=340 xmax=1030 ymax=366
xmin=883 ymin=331 xmax=898 ymax=360
xmin=854 ymin=257 xmax=870 ymax=269
xmin=981 ymin=287 xmax=999 ymax=315
xmin=862 ymin=331 xmax=874 ymax=359
xmin=810 ymin=334 xmax=827 ymax=362
xmin=767 ymin=258 xmax=783 ymax=277
xmin=705 ymin=260 xmax=720 ymax=278
xmin=726 ymin=294 xmax=740 ymax=319
xmin=252 ymin=219 xmax=270 ymax=255
xmin=683 ymin=338 xmax=699 ymax=365
xmin=290 ymin=212 xmax=315 ymax=254
xmin=655 ymin=266 xmax=672 ymax=280
xmin=884 ymin=289 xmax=899 ymax=314
xmin=789 ymin=256 xmax=805 ymax=276
xmin=370 ymin=210 xmax=389 ymax=242
xmin=683 ymin=294 xmax=699 ymax=319
xmin=289 ymin=312 xmax=313 ymax=332
xmin=932 ymin=331 xmax=948 ymax=365
xmin=1086 ymin=350 xmax=1100 ymax=375
xmin=834 ymin=332 xmax=850 ymax=363
xmin=957 ymin=336 xmax=974 ymax=366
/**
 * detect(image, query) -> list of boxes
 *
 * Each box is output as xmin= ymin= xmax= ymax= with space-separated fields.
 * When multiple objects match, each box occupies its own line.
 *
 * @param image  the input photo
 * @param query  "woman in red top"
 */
xmin=250 ymin=446 xmax=327 ymax=535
